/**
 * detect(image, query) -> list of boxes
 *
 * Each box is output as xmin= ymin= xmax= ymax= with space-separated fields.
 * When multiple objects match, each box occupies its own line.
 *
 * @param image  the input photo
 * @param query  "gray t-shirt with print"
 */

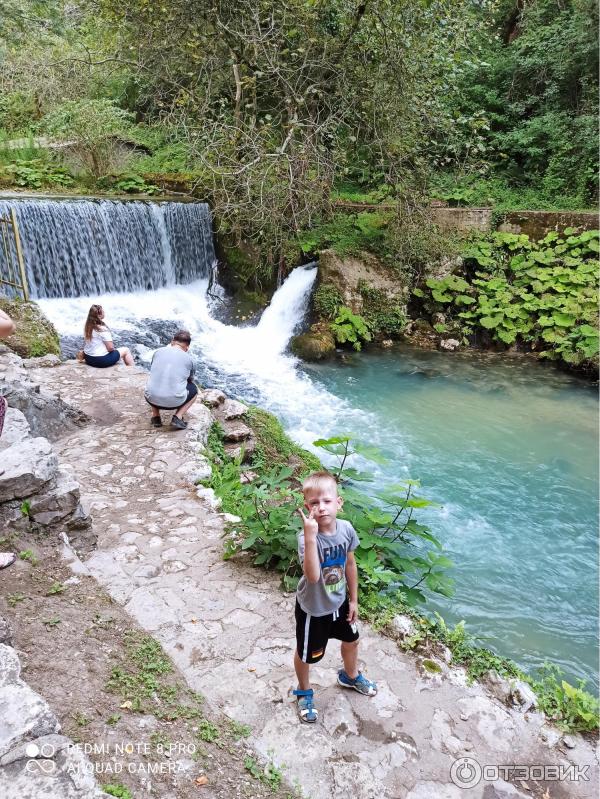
xmin=296 ymin=519 xmax=359 ymax=617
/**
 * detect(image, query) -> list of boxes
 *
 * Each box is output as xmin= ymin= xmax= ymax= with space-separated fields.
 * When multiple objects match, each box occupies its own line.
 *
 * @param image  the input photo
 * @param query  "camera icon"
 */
xmin=24 ymin=742 xmax=57 ymax=775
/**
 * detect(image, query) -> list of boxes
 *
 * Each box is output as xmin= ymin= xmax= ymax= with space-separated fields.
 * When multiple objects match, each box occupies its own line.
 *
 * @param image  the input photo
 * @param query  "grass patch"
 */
xmin=105 ymin=630 xmax=203 ymax=719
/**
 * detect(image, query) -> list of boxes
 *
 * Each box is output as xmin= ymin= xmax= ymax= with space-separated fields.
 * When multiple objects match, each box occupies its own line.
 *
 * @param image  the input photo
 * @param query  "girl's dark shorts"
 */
xmin=84 ymin=350 xmax=120 ymax=368
xmin=295 ymin=597 xmax=359 ymax=664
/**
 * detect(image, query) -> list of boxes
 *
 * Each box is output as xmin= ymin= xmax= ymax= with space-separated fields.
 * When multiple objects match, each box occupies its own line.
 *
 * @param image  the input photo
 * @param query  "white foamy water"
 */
xmin=38 ymin=267 xmax=374 ymax=453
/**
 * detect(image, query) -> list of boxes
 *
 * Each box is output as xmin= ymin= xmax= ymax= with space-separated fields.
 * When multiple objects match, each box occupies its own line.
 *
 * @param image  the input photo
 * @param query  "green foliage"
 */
xmin=205 ymin=421 xmax=226 ymax=463
xmin=7 ymin=592 xmax=27 ymax=607
xmin=110 ymin=174 xmax=160 ymax=195
xmin=331 ymin=307 xmax=372 ymax=351
xmin=534 ymin=666 xmax=600 ymax=733
xmin=0 ymin=156 xmax=74 ymax=189
xmin=431 ymin=0 xmax=599 ymax=206
xmin=19 ymin=549 xmax=38 ymax=566
xmin=106 ymin=631 xmax=203 ymax=720
xmin=197 ymin=719 xmax=220 ymax=743
xmin=42 ymin=99 xmax=134 ymax=177
xmin=430 ymin=173 xmax=594 ymax=213
xmin=244 ymin=756 xmax=283 ymax=791
xmin=313 ymin=284 xmax=342 ymax=320
xmin=358 ymin=282 xmax=407 ymax=337
xmin=214 ymin=431 xmax=453 ymax=605
xmin=102 ymin=785 xmax=132 ymax=799
xmin=419 ymin=230 xmax=599 ymax=367
xmin=244 ymin=407 xmax=321 ymax=475
xmin=298 ymin=212 xmax=391 ymax=258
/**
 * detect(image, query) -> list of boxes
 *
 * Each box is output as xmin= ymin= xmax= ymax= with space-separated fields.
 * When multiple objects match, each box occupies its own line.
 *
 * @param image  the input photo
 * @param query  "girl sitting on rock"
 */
xmin=82 ymin=304 xmax=133 ymax=368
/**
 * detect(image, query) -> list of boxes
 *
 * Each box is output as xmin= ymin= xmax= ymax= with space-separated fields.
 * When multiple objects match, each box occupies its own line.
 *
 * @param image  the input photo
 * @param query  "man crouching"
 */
xmin=144 ymin=330 xmax=198 ymax=430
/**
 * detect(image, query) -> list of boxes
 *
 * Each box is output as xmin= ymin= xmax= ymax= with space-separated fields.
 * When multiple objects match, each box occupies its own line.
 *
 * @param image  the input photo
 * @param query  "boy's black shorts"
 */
xmin=295 ymin=598 xmax=359 ymax=664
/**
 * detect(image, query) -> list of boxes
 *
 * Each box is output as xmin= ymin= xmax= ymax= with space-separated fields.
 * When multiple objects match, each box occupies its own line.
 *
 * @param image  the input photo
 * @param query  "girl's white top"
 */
xmin=83 ymin=327 xmax=112 ymax=357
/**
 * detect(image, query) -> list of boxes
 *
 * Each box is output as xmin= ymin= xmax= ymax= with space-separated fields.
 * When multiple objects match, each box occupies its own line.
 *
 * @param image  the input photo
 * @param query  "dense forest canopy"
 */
xmin=0 ymin=0 xmax=597 ymax=256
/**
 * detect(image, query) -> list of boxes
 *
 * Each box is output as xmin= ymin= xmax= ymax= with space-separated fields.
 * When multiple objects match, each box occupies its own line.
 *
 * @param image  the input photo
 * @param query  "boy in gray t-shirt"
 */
xmin=293 ymin=471 xmax=377 ymax=723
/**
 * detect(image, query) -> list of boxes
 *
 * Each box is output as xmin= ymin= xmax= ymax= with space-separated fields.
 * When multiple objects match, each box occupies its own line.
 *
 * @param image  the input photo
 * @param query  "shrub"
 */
xmin=331 ymin=306 xmax=372 ymax=351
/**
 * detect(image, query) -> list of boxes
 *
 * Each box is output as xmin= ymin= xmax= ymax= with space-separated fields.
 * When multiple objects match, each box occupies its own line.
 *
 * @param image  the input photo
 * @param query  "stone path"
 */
xmin=27 ymin=360 xmax=599 ymax=799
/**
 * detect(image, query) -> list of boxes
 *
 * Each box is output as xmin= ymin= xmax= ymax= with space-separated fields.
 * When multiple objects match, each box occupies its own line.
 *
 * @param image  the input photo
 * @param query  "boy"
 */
xmin=292 ymin=471 xmax=377 ymax=723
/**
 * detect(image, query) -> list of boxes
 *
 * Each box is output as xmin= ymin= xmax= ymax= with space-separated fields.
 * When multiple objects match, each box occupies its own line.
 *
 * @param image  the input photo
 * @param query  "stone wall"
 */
xmin=498 ymin=210 xmax=599 ymax=239
xmin=430 ymin=206 xmax=599 ymax=238
xmin=430 ymin=206 xmax=493 ymax=232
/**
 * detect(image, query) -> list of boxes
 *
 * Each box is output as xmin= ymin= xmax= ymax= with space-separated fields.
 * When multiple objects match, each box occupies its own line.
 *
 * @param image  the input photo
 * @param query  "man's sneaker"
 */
xmin=170 ymin=415 xmax=187 ymax=430
xmin=337 ymin=670 xmax=377 ymax=696
xmin=151 ymin=417 xmax=162 ymax=427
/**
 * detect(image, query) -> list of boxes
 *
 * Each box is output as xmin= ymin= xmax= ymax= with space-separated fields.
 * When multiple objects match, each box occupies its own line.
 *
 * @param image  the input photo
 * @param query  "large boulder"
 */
xmin=290 ymin=324 xmax=336 ymax=361
xmin=0 ymin=298 xmax=60 ymax=359
xmin=1 ymin=380 xmax=88 ymax=441
xmin=0 ymin=437 xmax=57 ymax=502
xmin=317 ymin=249 xmax=408 ymax=317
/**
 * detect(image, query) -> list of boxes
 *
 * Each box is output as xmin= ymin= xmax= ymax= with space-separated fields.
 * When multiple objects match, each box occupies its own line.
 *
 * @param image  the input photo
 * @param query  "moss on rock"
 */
xmin=0 ymin=298 xmax=60 ymax=358
xmin=290 ymin=323 xmax=336 ymax=361
xmin=244 ymin=406 xmax=321 ymax=475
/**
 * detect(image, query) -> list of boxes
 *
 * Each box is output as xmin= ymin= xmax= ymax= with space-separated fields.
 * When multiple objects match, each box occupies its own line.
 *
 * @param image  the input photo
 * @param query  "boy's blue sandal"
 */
xmin=292 ymin=689 xmax=318 ymax=723
xmin=337 ymin=670 xmax=377 ymax=696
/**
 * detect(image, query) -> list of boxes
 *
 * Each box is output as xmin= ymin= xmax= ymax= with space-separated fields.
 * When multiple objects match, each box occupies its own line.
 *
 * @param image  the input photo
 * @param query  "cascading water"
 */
xmin=19 ymin=198 xmax=598 ymax=689
xmin=0 ymin=199 xmax=215 ymax=298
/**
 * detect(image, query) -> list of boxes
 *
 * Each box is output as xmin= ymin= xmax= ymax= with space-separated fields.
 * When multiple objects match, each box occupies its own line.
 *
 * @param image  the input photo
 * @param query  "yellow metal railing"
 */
xmin=0 ymin=208 xmax=29 ymax=300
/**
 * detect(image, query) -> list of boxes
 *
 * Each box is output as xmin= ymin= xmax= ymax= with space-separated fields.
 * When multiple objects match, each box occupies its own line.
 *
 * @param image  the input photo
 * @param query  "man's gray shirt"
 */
xmin=296 ymin=519 xmax=359 ymax=616
xmin=145 ymin=345 xmax=194 ymax=408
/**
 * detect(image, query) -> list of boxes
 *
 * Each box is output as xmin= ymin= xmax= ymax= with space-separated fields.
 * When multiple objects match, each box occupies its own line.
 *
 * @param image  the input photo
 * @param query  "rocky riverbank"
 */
xmin=0 ymin=353 xmax=597 ymax=799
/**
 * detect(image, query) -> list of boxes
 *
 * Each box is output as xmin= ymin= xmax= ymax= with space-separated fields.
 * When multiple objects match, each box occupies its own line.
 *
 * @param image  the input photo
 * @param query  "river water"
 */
xmin=38 ymin=272 xmax=599 ymax=690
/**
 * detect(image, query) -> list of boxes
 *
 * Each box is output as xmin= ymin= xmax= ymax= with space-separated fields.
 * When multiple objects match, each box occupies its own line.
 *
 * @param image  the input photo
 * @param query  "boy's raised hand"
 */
xmin=298 ymin=507 xmax=319 ymax=538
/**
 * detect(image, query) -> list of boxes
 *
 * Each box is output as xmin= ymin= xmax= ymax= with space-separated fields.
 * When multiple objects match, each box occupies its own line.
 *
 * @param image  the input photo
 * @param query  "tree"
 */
xmin=42 ymin=98 xmax=134 ymax=176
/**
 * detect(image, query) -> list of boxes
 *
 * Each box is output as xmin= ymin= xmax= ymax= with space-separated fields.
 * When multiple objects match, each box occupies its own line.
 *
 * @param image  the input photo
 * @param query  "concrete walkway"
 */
xmin=29 ymin=360 xmax=598 ymax=799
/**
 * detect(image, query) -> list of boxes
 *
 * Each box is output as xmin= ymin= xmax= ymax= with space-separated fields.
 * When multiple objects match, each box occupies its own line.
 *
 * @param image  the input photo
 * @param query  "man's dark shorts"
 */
xmin=295 ymin=597 xmax=359 ymax=664
xmin=145 ymin=381 xmax=198 ymax=411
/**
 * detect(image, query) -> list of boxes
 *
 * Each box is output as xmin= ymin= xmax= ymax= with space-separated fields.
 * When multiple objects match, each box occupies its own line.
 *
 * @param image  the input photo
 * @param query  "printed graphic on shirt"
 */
xmin=321 ymin=543 xmax=348 ymax=594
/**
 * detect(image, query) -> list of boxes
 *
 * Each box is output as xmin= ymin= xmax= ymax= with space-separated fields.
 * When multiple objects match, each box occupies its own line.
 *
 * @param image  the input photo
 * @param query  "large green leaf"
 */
xmin=479 ymin=315 xmax=503 ymax=329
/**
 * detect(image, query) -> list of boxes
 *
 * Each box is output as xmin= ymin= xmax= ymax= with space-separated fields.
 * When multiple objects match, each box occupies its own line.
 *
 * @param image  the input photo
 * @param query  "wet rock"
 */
xmin=439 ymin=338 xmax=460 ymax=351
xmin=290 ymin=325 xmax=336 ymax=361
xmin=381 ymin=339 xmax=393 ymax=348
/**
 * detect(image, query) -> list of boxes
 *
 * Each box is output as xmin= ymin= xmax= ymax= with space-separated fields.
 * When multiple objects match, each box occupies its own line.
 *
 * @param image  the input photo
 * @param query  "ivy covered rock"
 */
xmin=314 ymin=249 xmax=408 ymax=339
xmin=0 ymin=298 xmax=60 ymax=359
xmin=290 ymin=323 xmax=336 ymax=361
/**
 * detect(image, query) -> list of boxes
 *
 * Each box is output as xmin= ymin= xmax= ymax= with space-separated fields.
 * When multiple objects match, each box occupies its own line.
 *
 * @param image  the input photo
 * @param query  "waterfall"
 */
xmin=0 ymin=199 xmax=216 ymax=299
